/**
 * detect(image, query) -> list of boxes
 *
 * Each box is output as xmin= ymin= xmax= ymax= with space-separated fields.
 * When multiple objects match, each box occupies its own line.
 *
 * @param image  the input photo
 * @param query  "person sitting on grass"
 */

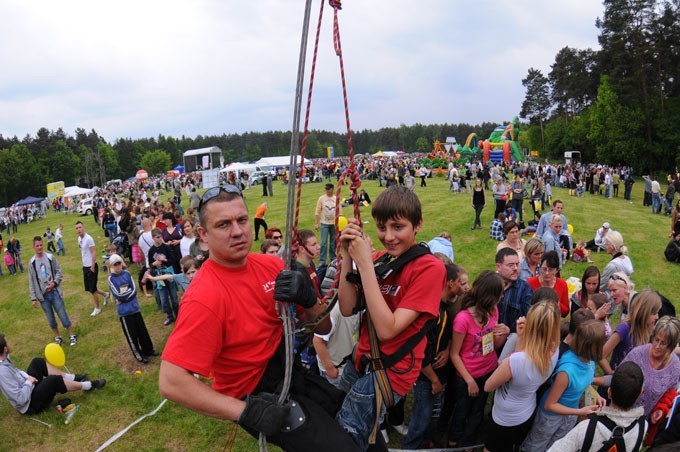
xmin=0 ymin=333 xmax=105 ymax=415
xmin=548 ymin=361 xmax=647 ymax=452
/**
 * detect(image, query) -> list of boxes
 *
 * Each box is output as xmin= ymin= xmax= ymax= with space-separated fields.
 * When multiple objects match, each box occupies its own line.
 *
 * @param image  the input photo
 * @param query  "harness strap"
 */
xmin=583 ymin=413 xmax=647 ymax=452
xmin=365 ymin=311 xmax=394 ymax=444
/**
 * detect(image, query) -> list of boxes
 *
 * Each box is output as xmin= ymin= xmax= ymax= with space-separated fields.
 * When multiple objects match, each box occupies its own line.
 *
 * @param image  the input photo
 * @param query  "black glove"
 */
xmin=237 ymin=393 xmax=290 ymax=436
xmin=274 ymin=269 xmax=317 ymax=308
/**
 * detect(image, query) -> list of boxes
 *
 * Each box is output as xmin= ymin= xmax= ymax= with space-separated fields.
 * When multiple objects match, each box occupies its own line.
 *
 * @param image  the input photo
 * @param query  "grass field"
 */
xmin=0 ymin=176 xmax=676 ymax=451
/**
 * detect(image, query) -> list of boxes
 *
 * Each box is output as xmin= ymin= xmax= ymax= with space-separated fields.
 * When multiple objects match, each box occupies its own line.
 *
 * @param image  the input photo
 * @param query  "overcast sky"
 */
xmin=0 ymin=0 xmax=604 ymax=142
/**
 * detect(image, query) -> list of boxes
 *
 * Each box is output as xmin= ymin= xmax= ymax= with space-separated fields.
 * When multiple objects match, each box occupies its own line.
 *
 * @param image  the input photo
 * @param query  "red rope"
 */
xmin=291 ymin=0 xmax=360 ymax=307
xmin=292 ymin=0 xmax=326 ymax=260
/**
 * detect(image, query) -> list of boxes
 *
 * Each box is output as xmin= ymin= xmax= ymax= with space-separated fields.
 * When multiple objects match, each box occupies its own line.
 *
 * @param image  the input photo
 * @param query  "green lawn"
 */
xmin=0 ymin=176 xmax=676 ymax=451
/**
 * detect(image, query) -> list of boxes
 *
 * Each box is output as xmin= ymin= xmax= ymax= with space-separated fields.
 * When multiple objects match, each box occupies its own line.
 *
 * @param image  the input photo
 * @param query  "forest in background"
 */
xmin=519 ymin=0 xmax=680 ymax=172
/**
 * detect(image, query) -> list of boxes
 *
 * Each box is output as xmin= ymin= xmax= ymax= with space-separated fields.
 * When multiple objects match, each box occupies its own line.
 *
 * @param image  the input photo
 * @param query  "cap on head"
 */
xmin=602 ymin=222 xmax=610 ymax=229
xmin=108 ymin=254 xmax=124 ymax=265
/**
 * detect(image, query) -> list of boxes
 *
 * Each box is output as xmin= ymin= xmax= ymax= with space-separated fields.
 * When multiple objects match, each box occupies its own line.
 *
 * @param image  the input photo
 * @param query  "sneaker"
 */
xmin=163 ymin=318 xmax=174 ymax=326
xmin=90 ymin=307 xmax=101 ymax=317
xmin=74 ymin=374 xmax=88 ymax=382
xmin=392 ymin=423 xmax=409 ymax=436
xmin=90 ymin=379 xmax=106 ymax=390
xmin=69 ymin=335 xmax=78 ymax=346
xmin=54 ymin=336 xmax=63 ymax=346
xmin=138 ymin=357 xmax=149 ymax=364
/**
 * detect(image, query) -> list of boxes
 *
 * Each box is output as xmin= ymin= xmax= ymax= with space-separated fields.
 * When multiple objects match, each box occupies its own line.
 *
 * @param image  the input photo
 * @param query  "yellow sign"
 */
xmin=47 ymin=181 xmax=65 ymax=200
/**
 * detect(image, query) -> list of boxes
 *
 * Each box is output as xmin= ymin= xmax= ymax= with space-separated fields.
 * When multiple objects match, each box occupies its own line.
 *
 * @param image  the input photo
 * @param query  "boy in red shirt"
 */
xmin=337 ymin=185 xmax=446 ymax=450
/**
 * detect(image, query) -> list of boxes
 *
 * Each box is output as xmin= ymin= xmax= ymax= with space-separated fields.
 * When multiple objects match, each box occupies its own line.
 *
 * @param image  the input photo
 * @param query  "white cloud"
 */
xmin=0 ymin=0 xmax=604 ymax=140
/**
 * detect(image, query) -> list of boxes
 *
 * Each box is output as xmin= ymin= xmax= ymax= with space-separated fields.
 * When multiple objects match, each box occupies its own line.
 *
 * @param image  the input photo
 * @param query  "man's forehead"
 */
xmin=204 ymin=198 xmax=248 ymax=219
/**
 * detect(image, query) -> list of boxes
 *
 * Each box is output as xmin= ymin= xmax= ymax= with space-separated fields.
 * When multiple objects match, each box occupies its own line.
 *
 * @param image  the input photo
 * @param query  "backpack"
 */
xmin=581 ymin=412 xmax=646 ymax=452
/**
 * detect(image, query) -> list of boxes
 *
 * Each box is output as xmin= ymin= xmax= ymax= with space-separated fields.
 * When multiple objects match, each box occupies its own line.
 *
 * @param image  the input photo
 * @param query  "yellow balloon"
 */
xmin=568 ymin=224 xmax=574 ymax=235
xmin=44 ymin=343 xmax=66 ymax=367
xmin=337 ymin=216 xmax=348 ymax=231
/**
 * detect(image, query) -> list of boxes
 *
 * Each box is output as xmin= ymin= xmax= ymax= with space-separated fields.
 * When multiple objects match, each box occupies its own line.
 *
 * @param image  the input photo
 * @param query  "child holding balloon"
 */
xmin=0 ymin=333 xmax=106 ymax=415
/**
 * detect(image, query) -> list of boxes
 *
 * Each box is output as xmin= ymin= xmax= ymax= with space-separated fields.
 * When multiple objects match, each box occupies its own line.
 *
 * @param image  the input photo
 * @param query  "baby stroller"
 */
xmin=103 ymin=232 xmax=129 ymax=272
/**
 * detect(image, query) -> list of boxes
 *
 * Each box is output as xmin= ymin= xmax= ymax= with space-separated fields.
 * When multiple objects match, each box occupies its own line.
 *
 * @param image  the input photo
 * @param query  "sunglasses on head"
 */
xmin=198 ymin=185 xmax=242 ymax=212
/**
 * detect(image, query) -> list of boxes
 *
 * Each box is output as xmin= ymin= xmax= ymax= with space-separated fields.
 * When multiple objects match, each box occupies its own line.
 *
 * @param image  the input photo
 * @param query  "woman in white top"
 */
xmin=179 ymin=220 xmax=196 ymax=258
xmin=484 ymin=300 xmax=561 ymax=452
xmin=600 ymin=230 xmax=634 ymax=293
xmin=496 ymin=221 xmax=526 ymax=261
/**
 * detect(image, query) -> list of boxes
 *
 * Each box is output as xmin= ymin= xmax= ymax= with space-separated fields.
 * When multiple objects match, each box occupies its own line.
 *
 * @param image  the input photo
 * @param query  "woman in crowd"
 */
xmin=600 ymin=230 xmax=634 ymax=293
xmin=179 ymin=220 xmax=196 ymax=258
xmin=526 ymin=251 xmax=570 ymax=317
xmin=471 ymin=177 xmax=485 ymax=230
xmin=541 ymin=214 xmax=564 ymax=270
xmin=161 ymin=212 xmax=183 ymax=273
xmin=621 ymin=316 xmax=680 ymax=420
xmin=496 ymin=221 xmax=526 ymax=260
xmin=602 ymin=289 xmax=661 ymax=374
xmin=519 ymin=238 xmax=544 ymax=281
xmin=492 ymin=176 xmax=508 ymax=219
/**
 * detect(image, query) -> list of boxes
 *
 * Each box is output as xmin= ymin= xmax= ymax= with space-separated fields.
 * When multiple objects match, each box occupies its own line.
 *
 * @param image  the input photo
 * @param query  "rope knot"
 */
xmin=328 ymin=0 xmax=342 ymax=10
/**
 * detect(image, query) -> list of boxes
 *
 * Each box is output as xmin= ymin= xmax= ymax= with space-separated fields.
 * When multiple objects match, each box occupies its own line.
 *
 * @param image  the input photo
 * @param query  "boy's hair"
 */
xmin=151 ymin=228 xmax=163 ymax=238
xmin=610 ymin=361 xmax=644 ymax=409
xmin=569 ymin=308 xmax=595 ymax=335
xmin=179 ymin=255 xmax=197 ymax=273
xmin=572 ymin=319 xmax=605 ymax=362
xmin=33 ymin=236 xmax=43 ymax=244
xmin=0 ymin=333 xmax=6 ymax=352
xmin=297 ymin=229 xmax=316 ymax=246
xmin=260 ymin=239 xmax=279 ymax=254
xmin=371 ymin=186 xmax=422 ymax=227
xmin=530 ymin=286 xmax=559 ymax=306
xmin=560 ymin=318 xmax=570 ymax=341
xmin=589 ymin=293 xmax=608 ymax=309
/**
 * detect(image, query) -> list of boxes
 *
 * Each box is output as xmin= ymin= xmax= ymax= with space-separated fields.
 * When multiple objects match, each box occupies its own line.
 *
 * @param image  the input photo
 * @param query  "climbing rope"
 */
xmin=262 ymin=1 xmax=359 ymax=450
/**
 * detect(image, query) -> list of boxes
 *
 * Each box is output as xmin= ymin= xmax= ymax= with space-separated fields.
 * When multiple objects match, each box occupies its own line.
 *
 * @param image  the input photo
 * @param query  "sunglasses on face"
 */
xmin=198 ymin=185 xmax=242 ymax=212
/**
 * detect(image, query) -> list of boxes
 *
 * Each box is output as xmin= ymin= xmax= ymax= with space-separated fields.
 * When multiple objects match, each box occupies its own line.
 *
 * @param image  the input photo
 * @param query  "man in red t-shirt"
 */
xmin=159 ymin=186 xmax=357 ymax=451
xmin=337 ymin=186 xmax=446 ymax=450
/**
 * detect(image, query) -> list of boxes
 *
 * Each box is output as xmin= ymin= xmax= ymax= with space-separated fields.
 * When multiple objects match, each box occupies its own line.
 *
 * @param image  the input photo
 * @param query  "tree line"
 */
xmin=0 ymin=122 xmax=500 ymax=206
xmin=520 ymin=0 xmax=680 ymax=173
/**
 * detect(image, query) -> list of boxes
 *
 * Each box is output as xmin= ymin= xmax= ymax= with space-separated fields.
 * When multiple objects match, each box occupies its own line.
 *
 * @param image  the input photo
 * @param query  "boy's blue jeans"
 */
xmin=337 ymin=362 xmax=402 ymax=451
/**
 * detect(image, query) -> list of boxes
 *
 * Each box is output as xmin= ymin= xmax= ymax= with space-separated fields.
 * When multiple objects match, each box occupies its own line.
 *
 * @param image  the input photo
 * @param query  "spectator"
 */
xmin=490 ymin=212 xmax=506 ymax=241
xmin=519 ymin=237 xmax=544 ymax=281
xmin=600 ymin=231 xmax=634 ymax=293
xmin=586 ymin=222 xmax=611 ymax=252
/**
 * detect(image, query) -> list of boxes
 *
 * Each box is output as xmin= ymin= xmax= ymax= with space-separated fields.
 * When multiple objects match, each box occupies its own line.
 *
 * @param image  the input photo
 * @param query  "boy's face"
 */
xmin=152 ymin=234 xmax=163 ymax=245
xmin=303 ymin=236 xmax=320 ymax=259
xmin=184 ymin=266 xmax=197 ymax=282
xmin=376 ymin=215 xmax=421 ymax=258
xmin=111 ymin=262 xmax=123 ymax=274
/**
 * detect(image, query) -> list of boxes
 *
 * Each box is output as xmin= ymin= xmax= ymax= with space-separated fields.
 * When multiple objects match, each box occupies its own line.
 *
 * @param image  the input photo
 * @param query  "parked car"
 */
xmin=249 ymin=171 xmax=271 ymax=185
xmin=77 ymin=198 xmax=94 ymax=215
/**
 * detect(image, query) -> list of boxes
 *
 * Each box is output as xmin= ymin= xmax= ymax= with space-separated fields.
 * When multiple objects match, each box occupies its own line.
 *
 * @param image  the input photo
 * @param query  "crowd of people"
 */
xmin=0 ymin=159 xmax=679 ymax=451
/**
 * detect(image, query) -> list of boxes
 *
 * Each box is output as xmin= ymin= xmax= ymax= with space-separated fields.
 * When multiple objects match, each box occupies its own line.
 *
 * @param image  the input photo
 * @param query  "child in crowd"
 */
xmin=548 ymin=361 xmax=647 ymax=452
xmin=522 ymin=319 xmax=606 ymax=451
xmin=587 ymin=293 xmax=612 ymax=340
xmin=449 ymin=271 xmax=505 ymax=449
xmin=490 ymin=213 xmax=506 ymax=241
xmin=143 ymin=255 xmax=198 ymax=292
xmin=572 ymin=240 xmax=594 ymax=263
xmin=570 ymin=266 xmax=603 ymax=315
xmin=336 ymin=185 xmax=446 ymax=451
xmin=484 ymin=300 xmax=561 ymax=451
xmin=107 ymin=254 xmax=156 ymax=364
xmin=147 ymin=228 xmax=179 ymax=326
xmin=260 ymin=239 xmax=280 ymax=256
xmin=4 ymin=248 xmax=15 ymax=275
xmin=43 ymin=227 xmax=56 ymax=253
